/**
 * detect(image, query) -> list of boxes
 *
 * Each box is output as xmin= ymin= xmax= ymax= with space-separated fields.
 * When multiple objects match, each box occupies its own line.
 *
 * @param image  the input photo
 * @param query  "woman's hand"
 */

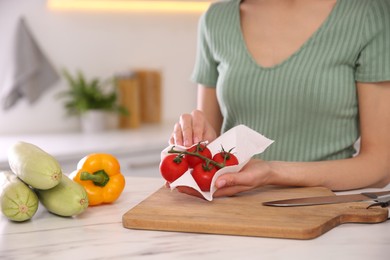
xmin=212 ymin=159 xmax=273 ymax=197
xmin=172 ymin=159 xmax=273 ymax=199
xmin=169 ymin=109 xmax=217 ymax=147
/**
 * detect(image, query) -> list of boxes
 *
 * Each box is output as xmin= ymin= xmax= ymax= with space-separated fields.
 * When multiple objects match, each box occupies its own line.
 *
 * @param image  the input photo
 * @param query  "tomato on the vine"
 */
xmin=160 ymin=154 xmax=189 ymax=183
xmin=191 ymin=163 xmax=218 ymax=192
xmin=185 ymin=143 xmax=212 ymax=168
xmin=212 ymin=149 xmax=239 ymax=168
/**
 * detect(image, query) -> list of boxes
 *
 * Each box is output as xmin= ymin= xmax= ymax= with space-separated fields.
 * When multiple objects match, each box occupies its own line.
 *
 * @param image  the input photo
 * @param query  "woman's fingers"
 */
xmin=212 ymin=160 xmax=270 ymax=197
xmin=191 ymin=110 xmax=206 ymax=144
xmin=169 ymin=110 xmax=215 ymax=147
xmin=170 ymin=122 xmax=184 ymax=145
xmin=169 ymin=113 xmax=194 ymax=146
xmin=179 ymin=113 xmax=195 ymax=147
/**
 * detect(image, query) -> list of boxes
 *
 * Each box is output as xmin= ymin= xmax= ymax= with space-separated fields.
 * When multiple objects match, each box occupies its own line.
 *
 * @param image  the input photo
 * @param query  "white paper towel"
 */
xmin=161 ymin=125 xmax=274 ymax=201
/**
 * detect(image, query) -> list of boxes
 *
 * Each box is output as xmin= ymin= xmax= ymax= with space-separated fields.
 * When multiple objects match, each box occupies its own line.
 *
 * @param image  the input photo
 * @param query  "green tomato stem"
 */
xmin=168 ymin=147 xmax=225 ymax=168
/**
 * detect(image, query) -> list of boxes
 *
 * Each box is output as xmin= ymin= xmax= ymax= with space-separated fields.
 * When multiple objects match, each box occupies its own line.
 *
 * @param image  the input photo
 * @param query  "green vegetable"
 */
xmin=8 ymin=141 xmax=62 ymax=190
xmin=35 ymin=174 xmax=89 ymax=217
xmin=0 ymin=171 xmax=39 ymax=222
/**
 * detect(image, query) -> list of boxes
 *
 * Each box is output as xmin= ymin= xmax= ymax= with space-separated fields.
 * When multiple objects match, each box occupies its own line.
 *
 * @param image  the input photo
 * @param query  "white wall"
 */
xmin=0 ymin=0 xmax=200 ymax=135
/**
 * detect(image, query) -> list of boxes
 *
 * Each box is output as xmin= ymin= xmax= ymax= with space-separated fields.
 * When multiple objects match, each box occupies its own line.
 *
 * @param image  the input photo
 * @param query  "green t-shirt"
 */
xmin=191 ymin=0 xmax=390 ymax=161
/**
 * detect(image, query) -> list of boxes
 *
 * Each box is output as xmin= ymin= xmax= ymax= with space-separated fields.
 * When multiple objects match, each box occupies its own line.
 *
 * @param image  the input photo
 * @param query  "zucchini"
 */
xmin=8 ymin=141 xmax=62 ymax=190
xmin=35 ymin=174 xmax=89 ymax=217
xmin=0 ymin=171 xmax=39 ymax=222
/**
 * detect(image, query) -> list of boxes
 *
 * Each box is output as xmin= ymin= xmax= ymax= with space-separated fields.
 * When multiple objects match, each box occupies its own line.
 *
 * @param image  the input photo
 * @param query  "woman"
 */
xmin=169 ymin=0 xmax=390 ymax=197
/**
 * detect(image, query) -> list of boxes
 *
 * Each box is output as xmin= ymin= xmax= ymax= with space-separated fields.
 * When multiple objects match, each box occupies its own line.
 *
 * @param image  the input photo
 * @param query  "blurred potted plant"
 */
xmin=58 ymin=69 xmax=128 ymax=133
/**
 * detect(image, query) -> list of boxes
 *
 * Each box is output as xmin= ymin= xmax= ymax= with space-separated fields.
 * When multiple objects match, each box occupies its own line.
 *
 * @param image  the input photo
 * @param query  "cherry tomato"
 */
xmin=212 ymin=149 xmax=239 ymax=168
xmin=185 ymin=143 xmax=212 ymax=168
xmin=191 ymin=163 xmax=218 ymax=192
xmin=160 ymin=154 xmax=189 ymax=183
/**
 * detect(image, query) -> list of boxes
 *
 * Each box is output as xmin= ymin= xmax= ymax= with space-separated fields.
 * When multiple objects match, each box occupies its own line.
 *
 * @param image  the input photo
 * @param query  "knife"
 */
xmin=263 ymin=190 xmax=390 ymax=207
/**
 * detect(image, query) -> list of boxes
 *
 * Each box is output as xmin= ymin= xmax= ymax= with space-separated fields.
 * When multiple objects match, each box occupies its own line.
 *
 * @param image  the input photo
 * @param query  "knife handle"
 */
xmin=367 ymin=200 xmax=390 ymax=209
xmin=366 ymin=195 xmax=390 ymax=209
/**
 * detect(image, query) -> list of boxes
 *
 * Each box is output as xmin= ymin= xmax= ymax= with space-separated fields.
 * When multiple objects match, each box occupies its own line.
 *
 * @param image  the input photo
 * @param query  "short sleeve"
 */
xmin=355 ymin=0 xmax=390 ymax=82
xmin=190 ymin=11 xmax=219 ymax=87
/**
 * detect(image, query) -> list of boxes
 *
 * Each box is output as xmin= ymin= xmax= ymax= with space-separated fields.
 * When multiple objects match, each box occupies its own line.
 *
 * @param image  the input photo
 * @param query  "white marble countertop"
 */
xmin=1 ymin=176 xmax=389 ymax=260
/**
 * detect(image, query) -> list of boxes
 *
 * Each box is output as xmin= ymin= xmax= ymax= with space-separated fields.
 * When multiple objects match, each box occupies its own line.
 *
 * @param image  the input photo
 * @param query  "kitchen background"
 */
xmin=0 ymin=0 xmax=206 ymax=135
xmin=0 ymin=0 xmax=216 ymax=176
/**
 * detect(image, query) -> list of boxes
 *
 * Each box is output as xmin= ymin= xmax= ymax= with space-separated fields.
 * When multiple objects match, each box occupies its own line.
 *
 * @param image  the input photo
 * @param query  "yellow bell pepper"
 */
xmin=72 ymin=153 xmax=125 ymax=206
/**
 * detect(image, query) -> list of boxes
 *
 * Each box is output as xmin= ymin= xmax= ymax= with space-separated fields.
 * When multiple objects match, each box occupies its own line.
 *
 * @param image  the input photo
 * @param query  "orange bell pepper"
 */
xmin=72 ymin=153 xmax=125 ymax=206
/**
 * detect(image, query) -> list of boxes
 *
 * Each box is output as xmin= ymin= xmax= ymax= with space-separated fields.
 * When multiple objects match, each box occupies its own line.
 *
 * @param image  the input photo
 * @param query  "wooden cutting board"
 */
xmin=122 ymin=186 xmax=388 ymax=240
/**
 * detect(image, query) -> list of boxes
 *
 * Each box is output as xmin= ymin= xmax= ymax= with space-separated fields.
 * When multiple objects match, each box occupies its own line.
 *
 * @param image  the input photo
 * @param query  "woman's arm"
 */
xmin=214 ymin=81 xmax=390 ymax=195
xmin=170 ymin=85 xmax=223 ymax=147
xmin=197 ymin=85 xmax=223 ymax=135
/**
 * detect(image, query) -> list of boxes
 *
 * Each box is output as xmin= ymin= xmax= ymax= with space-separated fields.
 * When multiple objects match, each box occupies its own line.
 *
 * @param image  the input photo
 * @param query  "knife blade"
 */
xmin=263 ymin=190 xmax=390 ymax=207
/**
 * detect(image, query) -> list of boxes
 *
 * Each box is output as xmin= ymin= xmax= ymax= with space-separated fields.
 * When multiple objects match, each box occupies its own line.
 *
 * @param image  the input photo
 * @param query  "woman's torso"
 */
xmin=192 ymin=0 xmax=388 ymax=161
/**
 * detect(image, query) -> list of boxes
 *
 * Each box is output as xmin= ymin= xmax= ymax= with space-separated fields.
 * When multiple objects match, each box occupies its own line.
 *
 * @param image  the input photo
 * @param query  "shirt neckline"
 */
xmin=234 ymin=0 xmax=341 ymax=70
